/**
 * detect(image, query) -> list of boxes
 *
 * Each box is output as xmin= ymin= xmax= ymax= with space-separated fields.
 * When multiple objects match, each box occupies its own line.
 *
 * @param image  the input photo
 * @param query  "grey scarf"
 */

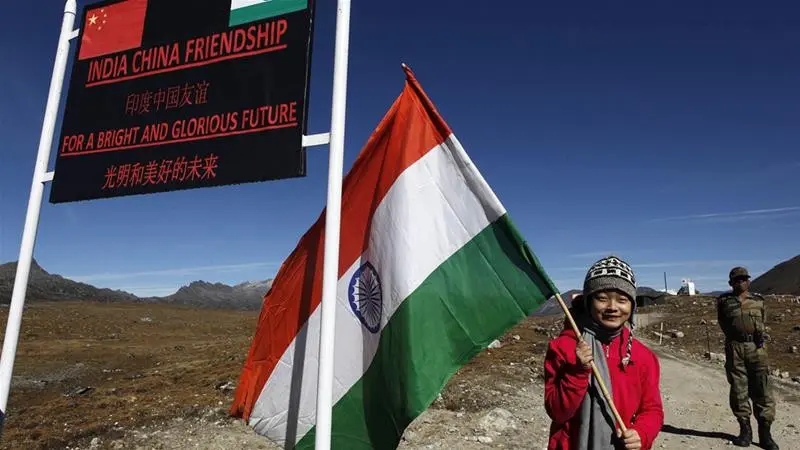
xmin=577 ymin=322 xmax=621 ymax=450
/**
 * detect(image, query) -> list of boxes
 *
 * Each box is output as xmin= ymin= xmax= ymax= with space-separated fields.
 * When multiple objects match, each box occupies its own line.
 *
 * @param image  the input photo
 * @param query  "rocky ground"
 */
xmin=3 ymin=296 xmax=800 ymax=449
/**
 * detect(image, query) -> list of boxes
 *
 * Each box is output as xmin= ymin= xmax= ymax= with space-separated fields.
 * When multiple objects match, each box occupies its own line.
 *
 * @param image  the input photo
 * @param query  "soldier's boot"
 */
xmin=733 ymin=417 xmax=752 ymax=447
xmin=757 ymin=419 xmax=779 ymax=450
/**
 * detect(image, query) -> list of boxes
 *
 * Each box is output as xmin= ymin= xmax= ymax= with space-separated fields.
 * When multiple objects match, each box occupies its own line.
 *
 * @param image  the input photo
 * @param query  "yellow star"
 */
xmin=88 ymin=14 xmax=98 ymax=25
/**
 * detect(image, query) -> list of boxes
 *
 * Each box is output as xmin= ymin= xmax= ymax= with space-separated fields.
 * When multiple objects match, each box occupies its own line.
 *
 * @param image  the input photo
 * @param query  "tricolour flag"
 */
xmin=78 ymin=0 xmax=148 ymax=60
xmin=230 ymin=65 xmax=557 ymax=449
xmin=229 ymin=0 xmax=308 ymax=27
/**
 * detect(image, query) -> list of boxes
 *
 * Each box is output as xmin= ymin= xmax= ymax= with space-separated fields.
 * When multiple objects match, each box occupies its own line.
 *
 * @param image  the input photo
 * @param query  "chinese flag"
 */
xmin=78 ymin=0 xmax=148 ymax=60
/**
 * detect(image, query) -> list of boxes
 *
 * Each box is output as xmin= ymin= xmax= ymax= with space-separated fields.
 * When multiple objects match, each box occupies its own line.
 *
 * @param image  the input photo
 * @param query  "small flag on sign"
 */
xmin=78 ymin=0 xmax=148 ymax=60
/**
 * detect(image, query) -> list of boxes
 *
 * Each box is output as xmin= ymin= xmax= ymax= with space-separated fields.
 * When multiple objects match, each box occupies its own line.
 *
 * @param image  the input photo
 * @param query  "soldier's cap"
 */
xmin=729 ymin=266 xmax=751 ymax=280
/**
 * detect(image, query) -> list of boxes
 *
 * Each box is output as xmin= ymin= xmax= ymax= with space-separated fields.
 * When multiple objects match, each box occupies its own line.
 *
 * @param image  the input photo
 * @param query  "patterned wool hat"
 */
xmin=583 ymin=255 xmax=637 ymax=302
xmin=582 ymin=255 xmax=638 ymax=367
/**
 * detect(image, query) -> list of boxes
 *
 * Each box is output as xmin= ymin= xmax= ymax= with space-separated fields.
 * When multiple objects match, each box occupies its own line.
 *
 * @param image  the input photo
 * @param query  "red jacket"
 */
xmin=544 ymin=326 xmax=664 ymax=450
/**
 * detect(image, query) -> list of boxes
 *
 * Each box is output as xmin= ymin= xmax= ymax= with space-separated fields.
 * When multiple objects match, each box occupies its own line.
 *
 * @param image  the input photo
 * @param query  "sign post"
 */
xmin=0 ymin=0 xmax=352 ymax=447
xmin=315 ymin=0 xmax=352 ymax=446
xmin=0 ymin=0 xmax=78 ymax=431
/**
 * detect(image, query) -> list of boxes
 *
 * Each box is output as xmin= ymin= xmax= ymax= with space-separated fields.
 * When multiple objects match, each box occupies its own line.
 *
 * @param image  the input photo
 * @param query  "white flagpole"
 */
xmin=314 ymin=0 xmax=352 ymax=446
xmin=0 ymin=0 xmax=77 ymax=431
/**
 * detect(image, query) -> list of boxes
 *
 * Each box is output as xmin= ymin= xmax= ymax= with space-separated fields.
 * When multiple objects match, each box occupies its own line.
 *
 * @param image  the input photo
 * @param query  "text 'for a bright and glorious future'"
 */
xmin=59 ymin=102 xmax=299 ymax=157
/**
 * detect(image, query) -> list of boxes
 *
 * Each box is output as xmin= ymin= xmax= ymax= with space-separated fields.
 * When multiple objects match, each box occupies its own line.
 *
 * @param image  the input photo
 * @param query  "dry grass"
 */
xmin=0 ymin=301 xmax=259 ymax=449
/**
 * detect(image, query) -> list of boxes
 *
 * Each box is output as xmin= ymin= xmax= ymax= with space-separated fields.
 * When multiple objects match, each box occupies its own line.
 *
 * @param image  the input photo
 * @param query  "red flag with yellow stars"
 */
xmin=78 ymin=0 xmax=148 ymax=60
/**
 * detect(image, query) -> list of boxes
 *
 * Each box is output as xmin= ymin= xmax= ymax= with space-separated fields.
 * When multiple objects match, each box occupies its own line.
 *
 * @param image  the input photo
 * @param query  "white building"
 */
xmin=681 ymin=279 xmax=697 ymax=296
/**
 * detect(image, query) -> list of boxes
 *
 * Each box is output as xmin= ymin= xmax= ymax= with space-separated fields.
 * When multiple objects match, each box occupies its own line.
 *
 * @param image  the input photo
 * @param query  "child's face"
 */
xmin=589 ymin=290 xmax=632 ymax=330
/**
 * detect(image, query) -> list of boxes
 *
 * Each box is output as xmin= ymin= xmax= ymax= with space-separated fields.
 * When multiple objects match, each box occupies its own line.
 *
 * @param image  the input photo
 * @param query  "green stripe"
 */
xmin=229 ymin=0 xmax=308 ymax=26
xmin=296 ymin=214 xmax=556 ymax=449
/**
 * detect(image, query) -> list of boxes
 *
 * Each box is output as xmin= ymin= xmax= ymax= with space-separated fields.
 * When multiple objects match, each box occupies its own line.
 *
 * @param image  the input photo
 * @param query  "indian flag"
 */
xmin=229 ymin=0 xmax=308 ymax=27
xmin=230 ymin=66 xmax=557 ymax=449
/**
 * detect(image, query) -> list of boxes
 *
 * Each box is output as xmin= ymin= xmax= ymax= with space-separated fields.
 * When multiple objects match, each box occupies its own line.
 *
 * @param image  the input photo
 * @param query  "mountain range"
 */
xmin=1 ymin=253 xmax=797 ymax=311
xmin=0 ymin=259 xmax=272 ymax=310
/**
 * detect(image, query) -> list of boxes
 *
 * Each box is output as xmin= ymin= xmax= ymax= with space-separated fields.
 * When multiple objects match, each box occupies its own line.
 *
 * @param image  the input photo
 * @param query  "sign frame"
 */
xmin=49 ymin=0 xmax=319 ymax=203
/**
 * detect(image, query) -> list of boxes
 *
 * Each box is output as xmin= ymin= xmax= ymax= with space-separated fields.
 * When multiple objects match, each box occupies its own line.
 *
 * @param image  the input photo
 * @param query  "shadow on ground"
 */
xmin=661 ymin=424 xmax=735 ymax=442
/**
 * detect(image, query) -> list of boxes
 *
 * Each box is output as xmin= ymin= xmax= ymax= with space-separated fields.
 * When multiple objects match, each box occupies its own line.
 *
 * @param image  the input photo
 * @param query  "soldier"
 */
xmin=716 ymin=267 xmax=778 ymax=449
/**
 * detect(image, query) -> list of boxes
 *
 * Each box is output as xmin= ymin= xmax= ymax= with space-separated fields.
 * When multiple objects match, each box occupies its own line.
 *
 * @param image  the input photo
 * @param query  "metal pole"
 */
xmin=314 ymin=0 xmax=352 ymax=446
xmin=0 ymin=0 xmax=77 ymax=433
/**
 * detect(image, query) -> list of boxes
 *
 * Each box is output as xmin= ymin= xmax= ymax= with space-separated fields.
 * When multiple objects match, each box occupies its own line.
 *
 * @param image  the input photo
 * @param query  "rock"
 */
xmin=479 ymin=408 xmax=518 ymax=434
xmin=793 ymin=325 xmax=800 ymax=331
xmin=512 ymin=335 xmax=521 ymax=341
xmin=111 ymin=441 xmax=124 ymax=449
xmin=669 ymin=330 xmax=685 ymax=338
xmin=65 ymin=386 xmax=93 ymax=397
xmin=781 ymin=371 xmax=790 ymax=379
xmin=488 ymin=340 xmax=503 ymax=349
xmin=700 ymin=319 xmax=707 ymax=325
xmin=215 ymin=381 xmax=236 ymax=391
xmin=90 ymin=437 xmax=101 ymax=449
xmin=790 ymin=346 xmax=798 ymax=354
xmin=710 ymin=320 xmax=718 ymax=326
xmin=705 ymin=352 xmax=725 ymax=362
xmin=792 ymin=376 xmax=800 ymax=384
xmin=477 ymin=436 xmax=493 ymax=444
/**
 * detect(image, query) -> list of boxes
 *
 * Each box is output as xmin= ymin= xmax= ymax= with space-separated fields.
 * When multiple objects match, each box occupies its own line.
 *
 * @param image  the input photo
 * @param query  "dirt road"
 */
xmin=79 ymin=340 xmax=800 ymax=449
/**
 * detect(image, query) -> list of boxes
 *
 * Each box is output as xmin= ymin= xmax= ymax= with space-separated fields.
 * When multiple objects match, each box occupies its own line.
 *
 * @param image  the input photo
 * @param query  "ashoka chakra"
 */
xmin=347 ymin=262 xmax=383 ymax=334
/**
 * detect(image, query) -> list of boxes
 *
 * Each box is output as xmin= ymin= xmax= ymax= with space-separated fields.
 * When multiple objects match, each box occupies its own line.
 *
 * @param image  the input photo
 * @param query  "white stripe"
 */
xmin=247 ymin=135 xmax=506 ymax=445
xmin=230 ymin=0 xmax=267 ymax=11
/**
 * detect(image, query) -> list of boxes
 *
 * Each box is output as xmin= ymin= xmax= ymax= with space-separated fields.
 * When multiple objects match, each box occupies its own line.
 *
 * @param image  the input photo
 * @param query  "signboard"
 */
xmin=49 ymin=0 xmax=316 ymax=203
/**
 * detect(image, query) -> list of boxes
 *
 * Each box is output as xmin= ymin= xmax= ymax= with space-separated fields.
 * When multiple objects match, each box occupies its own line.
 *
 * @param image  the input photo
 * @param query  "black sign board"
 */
xmin=49 ymin=0 xmax=315 ymax=203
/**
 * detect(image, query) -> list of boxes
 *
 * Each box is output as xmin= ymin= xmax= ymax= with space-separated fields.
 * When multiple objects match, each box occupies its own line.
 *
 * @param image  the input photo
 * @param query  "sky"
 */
xmin=1 ymin=0 xmax=799 ymax=297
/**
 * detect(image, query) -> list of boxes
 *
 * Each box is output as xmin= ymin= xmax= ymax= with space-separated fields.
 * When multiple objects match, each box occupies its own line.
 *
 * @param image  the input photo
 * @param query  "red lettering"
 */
xmin=60 ymin=134 xmax=84 ymax=153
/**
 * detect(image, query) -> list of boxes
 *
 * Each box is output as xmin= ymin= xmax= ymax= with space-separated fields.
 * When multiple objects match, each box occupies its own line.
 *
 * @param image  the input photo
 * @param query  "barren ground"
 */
xmin=1 ymin=296 xmax=799 ymax=449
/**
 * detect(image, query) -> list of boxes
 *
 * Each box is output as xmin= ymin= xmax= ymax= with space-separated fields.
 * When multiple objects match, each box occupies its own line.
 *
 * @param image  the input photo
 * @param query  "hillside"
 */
xmin=751 ymin=254 xmax=800 ymax=295
xmin=0 ymin=260 xmax=139 ymax=305
xmin=531 ymin=289 xmax=581 ymax=316
xmin=0 ymin=260 xmax=272 ymax=310
xmin=158 ymin=280 xmax=272 ymax=310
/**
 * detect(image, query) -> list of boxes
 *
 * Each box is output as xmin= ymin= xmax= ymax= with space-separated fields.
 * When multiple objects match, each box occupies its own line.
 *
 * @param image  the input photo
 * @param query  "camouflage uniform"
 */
xmin=716 ymin=266 xmax=778 ymax=449
xmin=716 ymin=291 xmax=775 ymax=423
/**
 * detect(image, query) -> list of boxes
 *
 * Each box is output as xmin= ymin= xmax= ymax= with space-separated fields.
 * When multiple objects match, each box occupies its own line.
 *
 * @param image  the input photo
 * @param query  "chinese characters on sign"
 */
xmin=124 ymin=80 xmax=210 ymax=116
xmin=101 ymin=154 xmax=219 ymax=190
xmin=49 ymin=0 xmax=315 ymax=203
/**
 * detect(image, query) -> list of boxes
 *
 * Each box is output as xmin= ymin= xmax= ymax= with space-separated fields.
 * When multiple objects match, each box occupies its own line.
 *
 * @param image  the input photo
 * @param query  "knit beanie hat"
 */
xmin=582 ymin=255 xmax=638 ymax=367
xmin=583 ymin=255 xmax=637 ymax=302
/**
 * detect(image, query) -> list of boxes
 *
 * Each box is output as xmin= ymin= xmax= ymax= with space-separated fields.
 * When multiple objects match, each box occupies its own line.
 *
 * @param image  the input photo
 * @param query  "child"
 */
xmin=544 ymin=256 xmax=664 ymax=450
